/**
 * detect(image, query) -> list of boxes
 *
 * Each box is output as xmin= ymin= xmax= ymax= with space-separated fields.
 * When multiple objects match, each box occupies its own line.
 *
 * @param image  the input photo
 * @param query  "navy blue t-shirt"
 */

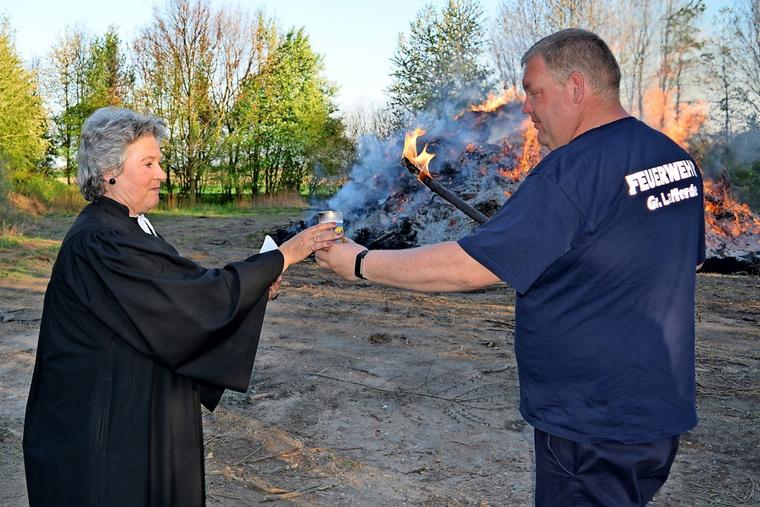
xmin=459 ymin=117 xmax=705 ymax=444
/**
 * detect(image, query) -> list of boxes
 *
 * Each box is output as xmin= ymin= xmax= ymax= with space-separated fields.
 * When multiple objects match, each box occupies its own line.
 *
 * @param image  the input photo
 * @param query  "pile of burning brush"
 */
xmin=702 ymin=174 xmax=760 ymax=273
xmin=273 ymin=90 xmax=760 ymax=275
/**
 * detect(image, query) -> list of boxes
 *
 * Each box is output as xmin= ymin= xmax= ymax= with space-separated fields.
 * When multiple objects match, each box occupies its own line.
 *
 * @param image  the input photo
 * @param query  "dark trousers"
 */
xmin=534 ymin=428 xmax=679 ymax=507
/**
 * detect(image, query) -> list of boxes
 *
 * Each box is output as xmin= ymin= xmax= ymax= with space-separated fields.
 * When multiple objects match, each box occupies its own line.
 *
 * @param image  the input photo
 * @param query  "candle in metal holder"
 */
xmin=318 ymin=210 xmax=344 ymax=239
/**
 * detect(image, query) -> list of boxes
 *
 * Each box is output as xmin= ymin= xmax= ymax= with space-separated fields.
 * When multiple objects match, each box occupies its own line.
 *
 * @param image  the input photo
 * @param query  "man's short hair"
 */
xmin=521 ymin=29 xmax=621 ymax=97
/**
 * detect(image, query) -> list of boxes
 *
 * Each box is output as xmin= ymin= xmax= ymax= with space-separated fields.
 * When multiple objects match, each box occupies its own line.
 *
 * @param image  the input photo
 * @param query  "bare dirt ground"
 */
xmin=1 ymin=211 xmax=758 ymax=506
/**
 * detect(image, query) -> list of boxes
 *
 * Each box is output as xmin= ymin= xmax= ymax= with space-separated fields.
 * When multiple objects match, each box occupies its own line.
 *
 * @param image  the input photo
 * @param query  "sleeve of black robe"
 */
xmin=59 ymin=227 xmax=284 ymax=407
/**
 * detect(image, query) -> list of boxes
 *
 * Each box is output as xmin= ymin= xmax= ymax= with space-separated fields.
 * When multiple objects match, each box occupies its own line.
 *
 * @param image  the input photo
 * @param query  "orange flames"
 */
xmin=640 ymin=86 xmax=759 ymax=241
xmin=642 ymin=87 xmax=707 ymax=150
xmin=469 ymin=86 xmax=523 ymax=113
xmin=466 ymin=88 xmax=541 ymax=183
xmin=403 ymin=127 xmax=435 ymax=180
xmin=703 ymin=178 xmax=760 ymax=239
xmin=398 ymin=88 xmax=757 ymax=246
xmin=500 ymin=117 xmax=541 ymax=182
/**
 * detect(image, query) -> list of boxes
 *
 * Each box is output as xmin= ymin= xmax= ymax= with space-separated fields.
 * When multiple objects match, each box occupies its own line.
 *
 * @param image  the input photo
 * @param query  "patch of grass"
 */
xmin=0 ymin=236 xmax=21 ymax=248
xmin=12 ymin=173 xmax=85 ymax=214
xmin=153 ymin=204 xmax=310 ymax=218
xmin=0 ymin=224 xmax=24 ymax=248
xmin=0 ymin=234 xmax=22 ymax=249
xmin=154 ymin=199 xmax=309 ymax=218
xmin=155 ymin=191 xmax=309 ymax=217
xmin=0 ymin=226 xmax=61 ymax=283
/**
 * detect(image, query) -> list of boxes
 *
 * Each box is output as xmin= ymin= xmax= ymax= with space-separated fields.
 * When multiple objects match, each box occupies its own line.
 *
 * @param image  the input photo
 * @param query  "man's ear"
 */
xmin=569 ymin=71 xmax=585 ymax=104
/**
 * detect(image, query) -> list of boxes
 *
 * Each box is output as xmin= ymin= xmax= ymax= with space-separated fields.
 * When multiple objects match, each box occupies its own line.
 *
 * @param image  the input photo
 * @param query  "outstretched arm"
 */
xmin=315 ymin=241 xmax=500 ymax=292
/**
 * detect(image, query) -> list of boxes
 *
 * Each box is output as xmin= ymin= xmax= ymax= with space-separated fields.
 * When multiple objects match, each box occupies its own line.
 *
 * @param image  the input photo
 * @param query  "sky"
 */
xmin=2 ymin=0 xmax=728 ymax=113
xmin=1 ymin=0 xmax=501 ymax=111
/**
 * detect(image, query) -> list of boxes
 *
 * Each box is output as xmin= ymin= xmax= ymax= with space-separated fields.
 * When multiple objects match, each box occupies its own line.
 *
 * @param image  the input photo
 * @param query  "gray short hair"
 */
xmin=77 ymin=107 xmax=167 ymax=201
xmin=521 ymin=29 xmax=621 ymax=97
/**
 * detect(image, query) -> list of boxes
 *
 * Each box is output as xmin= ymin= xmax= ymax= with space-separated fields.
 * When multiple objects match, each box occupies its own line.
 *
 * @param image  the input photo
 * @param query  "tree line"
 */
xmin=2 ymin=0 xmax=351 ymax=207
xmin=1 ymin=0 xmax=759 ymax=211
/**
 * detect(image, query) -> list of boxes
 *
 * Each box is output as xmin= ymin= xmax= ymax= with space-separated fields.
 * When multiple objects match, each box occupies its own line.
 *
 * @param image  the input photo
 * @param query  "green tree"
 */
xmin=46 ymin=27 xmax=131 ymax=184
xmin=215 ymin=11 xmax=278 ymax=202
xmin=133 ymin=0 xmax=216 ymax=202
xmin=388 ymin=0 xmax=489 ymax=116
xmin=0 ymin=20 xmax=47 ymax=174
xmin=84 ymin=28 xmax=133 ymax=109
xmin=731 ymin=157 xmax=760 ymax=210
xmin=46 ymin=28 xmax=87 ymax=184
xmin=130 ymin=1 xmax=351 ymax=203
xmin=236 ymin=28 xmax=347 ymax=196
xmin=134 ymin=0 xmax=266 ymax=202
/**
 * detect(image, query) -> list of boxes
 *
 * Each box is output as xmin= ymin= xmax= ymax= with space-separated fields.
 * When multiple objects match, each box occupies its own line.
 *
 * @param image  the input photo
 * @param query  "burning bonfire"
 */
xmin=326 ymin=90 xmax=533 ymax=249
xmin=701 ymin=176 xmax=760 ymax=272
xmin=301 ymin=89 xmax=760 ymax=274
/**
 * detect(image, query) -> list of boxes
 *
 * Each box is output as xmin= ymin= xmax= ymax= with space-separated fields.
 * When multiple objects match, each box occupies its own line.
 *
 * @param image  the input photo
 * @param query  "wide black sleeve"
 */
xmin=198 ymin=383 xmax=225 ymax=411
xmin=62 ymin=228 xmax=283 ymax=393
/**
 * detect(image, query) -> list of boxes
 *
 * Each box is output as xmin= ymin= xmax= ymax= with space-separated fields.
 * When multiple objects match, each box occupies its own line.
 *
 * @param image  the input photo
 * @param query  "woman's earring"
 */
xmin=108 ymin=178 xmax=116 ymax=185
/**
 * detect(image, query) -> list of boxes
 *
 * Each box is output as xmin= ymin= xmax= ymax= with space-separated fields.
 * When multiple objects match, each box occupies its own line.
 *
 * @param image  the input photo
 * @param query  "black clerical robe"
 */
xmin=23 ymin=197 xmax=283 ymax=506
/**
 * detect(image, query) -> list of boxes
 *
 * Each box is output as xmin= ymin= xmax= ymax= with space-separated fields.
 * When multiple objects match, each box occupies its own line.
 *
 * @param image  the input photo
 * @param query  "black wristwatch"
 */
xmin=354 ymin=249 xmax=369 ymax=280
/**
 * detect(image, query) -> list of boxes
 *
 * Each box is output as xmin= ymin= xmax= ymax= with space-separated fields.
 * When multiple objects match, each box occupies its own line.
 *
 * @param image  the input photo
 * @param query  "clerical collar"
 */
xmin=94 ymin=197 xmax=159 ymax=237
xmin=136 ymin=214 xmax=158 ymax=237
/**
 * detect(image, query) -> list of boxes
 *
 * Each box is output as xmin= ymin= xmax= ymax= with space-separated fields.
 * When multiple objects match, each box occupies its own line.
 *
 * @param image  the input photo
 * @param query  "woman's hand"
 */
xmin=279 ymin=222 xmax=343 ymax=272
xmin=268 ymin=276 xmax=282 ymax=300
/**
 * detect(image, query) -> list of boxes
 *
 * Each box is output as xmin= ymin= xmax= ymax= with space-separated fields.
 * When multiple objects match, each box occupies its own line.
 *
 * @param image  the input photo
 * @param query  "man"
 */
xmin=316 ymin=29 xmax=705 ymax=506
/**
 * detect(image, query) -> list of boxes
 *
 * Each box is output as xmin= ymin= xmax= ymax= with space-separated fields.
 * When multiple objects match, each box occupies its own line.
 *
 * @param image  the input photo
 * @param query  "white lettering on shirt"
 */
xmin=644 ymin=183 xmax=699 ymax=211
xmin=625 ymin=159 xmax=697 ymax=196
xmin=625 ymin=160 xmax=699 ymax=212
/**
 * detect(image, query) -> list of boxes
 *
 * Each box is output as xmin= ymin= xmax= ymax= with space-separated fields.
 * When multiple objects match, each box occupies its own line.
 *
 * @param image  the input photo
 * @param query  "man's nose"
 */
xmin=522 ymin=98 xmax=531 ymax=115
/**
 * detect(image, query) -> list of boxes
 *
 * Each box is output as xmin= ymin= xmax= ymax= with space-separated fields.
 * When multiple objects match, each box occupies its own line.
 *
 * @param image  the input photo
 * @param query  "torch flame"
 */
xmin=403 ymin=127 xmax=435 ymax=180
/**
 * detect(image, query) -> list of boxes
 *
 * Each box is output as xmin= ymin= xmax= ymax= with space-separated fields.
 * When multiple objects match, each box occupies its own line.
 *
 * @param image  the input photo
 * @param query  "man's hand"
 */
xmin=315 ymin=239 xmax=367 ymax=281
xmin=279 ymin=222 xmax=344 ymax=272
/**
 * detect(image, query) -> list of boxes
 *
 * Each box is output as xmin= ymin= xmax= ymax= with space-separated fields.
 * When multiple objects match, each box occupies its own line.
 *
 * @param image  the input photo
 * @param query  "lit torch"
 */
xmin=401 ymin=128 xmax=489 ymax=225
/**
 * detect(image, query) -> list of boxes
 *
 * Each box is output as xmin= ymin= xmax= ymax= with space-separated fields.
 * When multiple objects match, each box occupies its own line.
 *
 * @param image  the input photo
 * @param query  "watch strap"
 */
xmin=354 ymin=249 xmax=369 ymax=280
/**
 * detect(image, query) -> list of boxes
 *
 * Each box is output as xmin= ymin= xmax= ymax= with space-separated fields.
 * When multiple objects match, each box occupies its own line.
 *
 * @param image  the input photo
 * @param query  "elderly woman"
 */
xmin=23 ymin=107 xmax=340 ymax=506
